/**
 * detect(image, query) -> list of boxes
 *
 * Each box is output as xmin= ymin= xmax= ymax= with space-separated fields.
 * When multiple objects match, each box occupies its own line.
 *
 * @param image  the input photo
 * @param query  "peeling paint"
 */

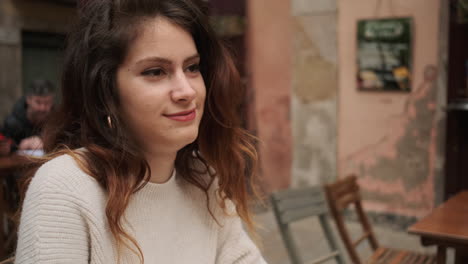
xmin=341 ymin=65 xmax=439 ymax=217
xmin=293 ymin=18 xmax=337 ymax=104
xmin=292 ymin=98 xmax=337 ymax=186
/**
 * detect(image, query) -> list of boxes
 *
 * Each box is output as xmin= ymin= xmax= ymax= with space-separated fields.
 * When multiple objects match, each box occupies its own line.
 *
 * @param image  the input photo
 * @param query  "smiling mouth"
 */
xmin=163 ymin=109 xmax=196 ymax=122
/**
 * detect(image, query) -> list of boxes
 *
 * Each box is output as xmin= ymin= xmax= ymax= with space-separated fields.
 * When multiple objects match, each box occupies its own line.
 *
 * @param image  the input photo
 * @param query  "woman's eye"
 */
xmin=142 ymin=68 xmax=165 ymax=76
xmin=186 ymin=64 xmax=200 ymax=73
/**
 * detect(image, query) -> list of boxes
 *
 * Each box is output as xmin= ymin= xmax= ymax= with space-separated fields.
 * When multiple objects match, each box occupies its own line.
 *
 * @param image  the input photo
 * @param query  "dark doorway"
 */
xmin=21 ymin=31 xmax=66 ymax=95
xmin=444 ymin=0 xmax=468 ymax=199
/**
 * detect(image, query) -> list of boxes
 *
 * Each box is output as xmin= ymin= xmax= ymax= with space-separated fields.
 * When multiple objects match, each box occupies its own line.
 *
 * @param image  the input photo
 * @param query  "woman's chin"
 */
xmin=171 ymin=131 xmax=199 ymax=150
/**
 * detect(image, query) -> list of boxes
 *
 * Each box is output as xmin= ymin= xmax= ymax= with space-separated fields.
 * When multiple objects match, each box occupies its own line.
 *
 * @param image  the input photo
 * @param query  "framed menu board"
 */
xmin=458 ymin=0 xmax=468 ymax=24
xmin=357 ymin=17 xmax=413 ymax=92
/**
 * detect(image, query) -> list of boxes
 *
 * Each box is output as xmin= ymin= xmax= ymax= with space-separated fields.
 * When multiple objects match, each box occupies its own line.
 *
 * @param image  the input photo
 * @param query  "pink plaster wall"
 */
xmin=247 ymin=0 xmax=292 ymax=192
xmin=338 ymin=0 xmax=441 ymax=217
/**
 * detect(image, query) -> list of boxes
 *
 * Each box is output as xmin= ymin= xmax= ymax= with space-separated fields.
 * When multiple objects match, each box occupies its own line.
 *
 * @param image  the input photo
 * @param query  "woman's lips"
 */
xmin=164 ymin=109 xmax=196 ymax=122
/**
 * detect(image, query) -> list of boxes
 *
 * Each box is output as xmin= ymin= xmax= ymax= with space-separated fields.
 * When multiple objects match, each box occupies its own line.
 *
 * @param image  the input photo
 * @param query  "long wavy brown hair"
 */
xmin=18 ymin=0 xmax=260 ymax=263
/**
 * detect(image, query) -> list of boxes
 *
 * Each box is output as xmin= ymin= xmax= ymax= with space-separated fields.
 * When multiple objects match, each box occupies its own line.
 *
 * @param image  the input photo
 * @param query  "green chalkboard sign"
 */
xmin=357 ymin=17 xmax=413 ymax=92
xmin=459 ymin=0 xmax=468 ymax=24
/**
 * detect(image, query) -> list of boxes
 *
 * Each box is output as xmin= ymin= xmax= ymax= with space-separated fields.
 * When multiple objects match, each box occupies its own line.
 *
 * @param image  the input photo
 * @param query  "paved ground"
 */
xmin=255 ymin=209 xmax=453 ymax=264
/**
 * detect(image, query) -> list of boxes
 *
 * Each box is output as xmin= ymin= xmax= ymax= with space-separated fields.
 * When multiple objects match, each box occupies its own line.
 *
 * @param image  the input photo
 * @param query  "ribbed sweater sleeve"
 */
xmin=215 ymin=203 xmax=267 ymax=264
xmin=15 ymin=163 xmax=90 ymax=264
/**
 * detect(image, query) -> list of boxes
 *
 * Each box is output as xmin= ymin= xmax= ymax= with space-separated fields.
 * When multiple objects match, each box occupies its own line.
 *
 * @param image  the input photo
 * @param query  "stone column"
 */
xmin=291 ymin=0 xmax=338 ymax=186
xmin=247 ymin=0 xmax=293 ymax=192
xmin=0 ymin=1 xmax=22 ymax=121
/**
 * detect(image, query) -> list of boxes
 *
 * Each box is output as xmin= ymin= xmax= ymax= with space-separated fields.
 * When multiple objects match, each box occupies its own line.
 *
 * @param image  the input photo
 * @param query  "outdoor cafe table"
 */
xmin=408 ymin=191 xmax=468 ymax=264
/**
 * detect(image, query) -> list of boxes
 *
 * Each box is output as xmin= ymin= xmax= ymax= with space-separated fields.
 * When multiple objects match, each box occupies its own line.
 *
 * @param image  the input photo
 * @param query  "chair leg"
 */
xmin=318 ymin=215 xmax=345 ymax=264
xmin=436 ymin=246 xmax=446 ymax=264
xmin=0 ymin=213 xmax=7 ymax=259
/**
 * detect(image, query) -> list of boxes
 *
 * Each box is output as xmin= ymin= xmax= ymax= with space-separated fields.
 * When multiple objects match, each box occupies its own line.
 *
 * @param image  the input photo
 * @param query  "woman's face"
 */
xmin=116 ymin=17 xmax=206 ymax=155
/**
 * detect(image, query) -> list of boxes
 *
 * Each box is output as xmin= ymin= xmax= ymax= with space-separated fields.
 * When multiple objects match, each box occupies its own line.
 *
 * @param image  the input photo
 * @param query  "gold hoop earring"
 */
xmin=107 ymin=115 xmax=113 ymax=129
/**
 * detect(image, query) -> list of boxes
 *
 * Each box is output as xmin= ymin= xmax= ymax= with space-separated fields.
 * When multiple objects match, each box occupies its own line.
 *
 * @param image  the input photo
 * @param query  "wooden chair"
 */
xmin=324 ymin=175 xmax=436 ymax=264
xmin=270 ymin=186 xmax=345 ymax=264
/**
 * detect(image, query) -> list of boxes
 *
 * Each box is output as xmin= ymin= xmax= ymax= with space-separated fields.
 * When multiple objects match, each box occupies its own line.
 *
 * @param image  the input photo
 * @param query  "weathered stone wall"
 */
xmin=291 ymin=0 xmax=338 ymax=186
xmin=289 ymin=0 xmax=446 ymax=220
xmin=337 ymin=0 xmax=446 ymax=218
xmin=0 ymin=0 xmax=74 ymax=121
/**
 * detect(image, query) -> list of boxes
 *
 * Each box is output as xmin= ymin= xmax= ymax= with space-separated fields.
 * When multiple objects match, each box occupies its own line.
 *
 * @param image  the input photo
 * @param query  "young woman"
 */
xmin=14 ymin=0 xmax=266 ymax=263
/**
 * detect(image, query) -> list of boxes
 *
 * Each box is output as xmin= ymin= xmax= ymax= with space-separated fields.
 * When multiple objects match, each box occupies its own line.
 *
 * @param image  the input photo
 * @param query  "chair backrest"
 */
xmin=324 ymin=175 xmax=379 ymax=264
xmin=270 ymin=186 xmax=344 ymax=264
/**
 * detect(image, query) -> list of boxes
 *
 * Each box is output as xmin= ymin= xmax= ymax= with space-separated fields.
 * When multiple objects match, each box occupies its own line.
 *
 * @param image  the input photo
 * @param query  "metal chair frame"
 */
xmin=270 ymin=186 xmax=345 ymax=264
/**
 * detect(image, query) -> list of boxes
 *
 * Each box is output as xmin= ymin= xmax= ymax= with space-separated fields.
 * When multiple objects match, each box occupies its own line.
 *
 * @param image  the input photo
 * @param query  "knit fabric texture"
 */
xmin=15 ymin=154 xmax=267 ymax=264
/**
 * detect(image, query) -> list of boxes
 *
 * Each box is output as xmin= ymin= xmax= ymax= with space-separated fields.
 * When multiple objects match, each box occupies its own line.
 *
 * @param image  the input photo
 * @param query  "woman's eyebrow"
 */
xmin=135 ymin=54 xmax=200 ymax=66
xmin=184 ymin=54 xmax=200 ymax=63
xmin=136 ymin=56 xmax=172 ymax=66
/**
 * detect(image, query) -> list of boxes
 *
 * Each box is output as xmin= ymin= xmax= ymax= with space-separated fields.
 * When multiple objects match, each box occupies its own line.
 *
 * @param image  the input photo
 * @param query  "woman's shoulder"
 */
xmin=30 ymin=153 xmax=103 ymax=196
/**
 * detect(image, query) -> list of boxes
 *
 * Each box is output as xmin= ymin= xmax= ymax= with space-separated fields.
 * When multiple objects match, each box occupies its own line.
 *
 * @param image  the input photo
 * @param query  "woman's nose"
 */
xmin=171 ymin=73 xmax=196 ymax=103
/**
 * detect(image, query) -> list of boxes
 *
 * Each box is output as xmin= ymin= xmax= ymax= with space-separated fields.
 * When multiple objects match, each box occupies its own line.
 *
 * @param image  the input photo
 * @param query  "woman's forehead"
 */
xmin=123 ymin=17 xmax=198 ymax=64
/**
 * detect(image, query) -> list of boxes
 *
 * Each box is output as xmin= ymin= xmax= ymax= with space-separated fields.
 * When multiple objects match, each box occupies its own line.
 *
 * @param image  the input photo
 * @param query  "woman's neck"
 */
xmin=144 ymin=151 xmax=177 ymax=184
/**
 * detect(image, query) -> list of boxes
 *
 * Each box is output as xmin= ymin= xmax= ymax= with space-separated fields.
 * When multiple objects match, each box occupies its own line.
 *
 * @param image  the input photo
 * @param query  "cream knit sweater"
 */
xmin=15 ymin=154 xmax=267 ymax=264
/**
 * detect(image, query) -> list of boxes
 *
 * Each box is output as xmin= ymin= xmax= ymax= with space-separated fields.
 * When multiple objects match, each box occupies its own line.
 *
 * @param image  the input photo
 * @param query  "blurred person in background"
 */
xmin=13 ymin=0 xmax=266 ymax=264
xmin=1 ymin=79 xmax=55 ymax=152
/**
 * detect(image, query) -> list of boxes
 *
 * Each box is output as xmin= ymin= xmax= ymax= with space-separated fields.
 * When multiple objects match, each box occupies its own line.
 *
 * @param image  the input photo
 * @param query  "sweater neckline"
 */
xmin=144 ymin=169 xmax=177 ymax=187
xmin=135 ymin=169 xmax=179 ymax=199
